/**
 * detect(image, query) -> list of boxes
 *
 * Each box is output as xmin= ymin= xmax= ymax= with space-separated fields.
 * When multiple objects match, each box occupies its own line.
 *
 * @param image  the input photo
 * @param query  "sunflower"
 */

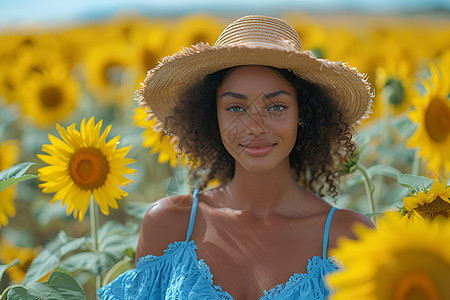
xmin=283 ymin=13 xmax=327 ymax=58
xmin=17 ymin=66 xmax=79 ymax=128
xmin=132 ymin=22 xmax=169 ymax=86
xmin=165 ymin=14 xmax=222 ymax=55
xmin=37 ymin=117 xmax=135 ymax=222
xmin=374 ymin=57 xmax=416 ymax=118
xmin=104 ymin=18 xmax=169 ymax=77
xmin=0 ymin=55 xmax=18 ymax=104
xmin=0 ymin=238 xmax=39 ymax=283
xmin=10 ymin=44 xmax=68 ymax=83
xmin=0 ymin=140 xmax=20 ymax=229
xmin=133 ymin=107 xmax=187 ymax=167
xmin=402 ymin=176 xmax=450 ymax=222
xmin=440 ymin=49 xmax=450 ymax=68
xmin=58 ymin=23 xmax=105 ymax=68
xmin=327 ymin=212 xmax=450 ymax=299
xmin=407 ymin=63 xmax=450 ymax=175
xmin=83 ymin=41 xmax=138 ymax=104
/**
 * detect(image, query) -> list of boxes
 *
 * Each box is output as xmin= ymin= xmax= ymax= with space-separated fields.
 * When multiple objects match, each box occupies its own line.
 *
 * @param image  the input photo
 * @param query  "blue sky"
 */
xmin=1 ymin=0 xmax=449 ymax=28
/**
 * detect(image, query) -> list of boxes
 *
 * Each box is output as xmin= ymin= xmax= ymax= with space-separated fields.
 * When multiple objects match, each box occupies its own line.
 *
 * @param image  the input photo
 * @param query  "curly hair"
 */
xmin=163 ymin=66 xmax=356 ymax=197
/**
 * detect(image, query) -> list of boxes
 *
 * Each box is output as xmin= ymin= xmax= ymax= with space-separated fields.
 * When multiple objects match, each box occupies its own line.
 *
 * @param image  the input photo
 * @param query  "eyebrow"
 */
xmin=263 ymin=90 xmax=292 ymax=99
xmin=220 ymin=91 xmax=247 ymax=100
xmin=220 ymin=90 xmax=291 ymax=100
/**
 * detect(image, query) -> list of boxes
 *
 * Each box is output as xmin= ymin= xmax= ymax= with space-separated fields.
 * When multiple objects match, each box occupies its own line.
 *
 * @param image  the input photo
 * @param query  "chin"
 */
xmin=236 ymin=158 xmax=286 ymax=174
xmin=226 ymin=145 xmax=290 ymax=174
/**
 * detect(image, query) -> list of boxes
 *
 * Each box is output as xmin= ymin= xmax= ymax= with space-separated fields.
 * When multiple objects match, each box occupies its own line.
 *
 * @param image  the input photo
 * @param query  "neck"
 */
xmin=225 ymin=158 xmax=299 ymax=219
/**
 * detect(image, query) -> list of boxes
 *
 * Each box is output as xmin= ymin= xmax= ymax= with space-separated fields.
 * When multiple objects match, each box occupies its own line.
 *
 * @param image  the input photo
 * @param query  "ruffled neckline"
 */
xmin=137 ymin=240 xmax=341 ymax=299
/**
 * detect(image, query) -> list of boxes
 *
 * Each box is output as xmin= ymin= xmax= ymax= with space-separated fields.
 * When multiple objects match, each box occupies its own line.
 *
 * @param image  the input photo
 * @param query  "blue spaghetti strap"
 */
xmin=186 ymin=188 xmax=199 ymax=241
xmin=322 ymin=207 xmax=337 ymax=259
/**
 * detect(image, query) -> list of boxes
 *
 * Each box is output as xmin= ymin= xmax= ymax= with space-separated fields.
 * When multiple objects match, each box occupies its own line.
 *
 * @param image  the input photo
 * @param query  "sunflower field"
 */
xmin=0 ymin=12 xmax=449 ymax=300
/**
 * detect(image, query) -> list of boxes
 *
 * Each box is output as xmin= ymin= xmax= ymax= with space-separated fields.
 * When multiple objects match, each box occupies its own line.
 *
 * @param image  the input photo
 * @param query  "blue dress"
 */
xmin=98 ymin=189 xmax=341 ymax=299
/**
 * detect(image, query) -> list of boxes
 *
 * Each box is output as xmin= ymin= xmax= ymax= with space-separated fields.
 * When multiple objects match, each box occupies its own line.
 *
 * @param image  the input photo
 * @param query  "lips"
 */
xmin=240 ymin=140 xmax=276 ymax=156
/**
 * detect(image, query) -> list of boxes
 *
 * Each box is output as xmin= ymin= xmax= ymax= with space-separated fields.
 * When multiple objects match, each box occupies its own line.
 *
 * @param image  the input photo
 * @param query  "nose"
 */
xmin=244 ymin=109 xmax=267 ymax=135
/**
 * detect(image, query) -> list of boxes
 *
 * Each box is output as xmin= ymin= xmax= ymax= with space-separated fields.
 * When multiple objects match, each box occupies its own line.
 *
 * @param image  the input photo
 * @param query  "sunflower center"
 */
xmin=29 ymin=64 xmax=44 ymax=75
xmin=414 ymin=196 xmax=450 ymax=221
xmin=40 ymin=86 xmax=63 ymax=109
xmin=3 ymin=77 xmax=14 ymax=93
xmin=69 ymin=148 xmax=109 ymax=190
xmin=425 ymin=97 xmax=450 ymax=142
xmin=384 ymin=77 xmax=405 ymax=107
xmin=102 ymin=62 xmax=125 ymax=85
xmin=394 ymin=271 xmax=439 ymax=300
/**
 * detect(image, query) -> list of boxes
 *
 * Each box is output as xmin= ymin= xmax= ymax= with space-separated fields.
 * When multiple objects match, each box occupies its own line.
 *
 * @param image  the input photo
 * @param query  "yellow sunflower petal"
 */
xmin=407 ymin=63 xmax=450 ymax=175
xmin=402 ymin=177 xmax=450 ymax=222
xmin=328 ymin=213 xmax=450 ymax=299
xmin=37 ymin=118 xmax=135 ymax=221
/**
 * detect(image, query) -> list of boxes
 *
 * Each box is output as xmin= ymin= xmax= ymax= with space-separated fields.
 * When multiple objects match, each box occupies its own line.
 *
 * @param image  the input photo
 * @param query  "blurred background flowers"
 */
xmin=0 ymin=0 xmax=449 ymax=299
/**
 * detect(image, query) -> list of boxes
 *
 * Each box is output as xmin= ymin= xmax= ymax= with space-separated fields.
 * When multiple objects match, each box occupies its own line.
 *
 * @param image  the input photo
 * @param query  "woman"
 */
xmin=99 ymin=15 xmax=375 ymax=299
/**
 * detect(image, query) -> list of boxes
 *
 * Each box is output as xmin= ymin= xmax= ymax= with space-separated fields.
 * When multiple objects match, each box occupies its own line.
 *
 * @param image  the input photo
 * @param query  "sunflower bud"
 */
xmin=340 ymin=144 xmax=366 ymax=174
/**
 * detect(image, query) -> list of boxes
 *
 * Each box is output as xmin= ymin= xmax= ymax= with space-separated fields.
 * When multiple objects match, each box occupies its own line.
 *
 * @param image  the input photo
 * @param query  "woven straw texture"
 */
xmin=137 ymin=15 xmax=373 ymax=125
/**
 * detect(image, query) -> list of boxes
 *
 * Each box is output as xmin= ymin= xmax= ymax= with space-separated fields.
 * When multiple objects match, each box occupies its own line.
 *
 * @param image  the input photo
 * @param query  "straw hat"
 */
xmin=137 ymin=15 xmax=373 ymax=125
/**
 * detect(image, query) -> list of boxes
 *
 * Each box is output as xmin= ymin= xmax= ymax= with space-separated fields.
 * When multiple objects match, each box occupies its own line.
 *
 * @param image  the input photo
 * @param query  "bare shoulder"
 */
xmin=135 ymin=194 xmax=194 ymax=264
xmin=328 ymin=208 xmax=375 ymax=248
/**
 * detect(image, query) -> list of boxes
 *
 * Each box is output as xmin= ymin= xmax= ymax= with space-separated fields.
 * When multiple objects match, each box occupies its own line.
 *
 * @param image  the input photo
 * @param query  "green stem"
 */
xmin=83 ymin=240 xmax=98 ymax=253
xmin=356 ymin=162 xmax=377 ymax=225
xmin=0 ymin=284 xmax=21 ymax=300
xmin=89 ymin=194 xmax=102 ymax=298
xmin=412 ymin=150 xmax=421 ymax=176
xmin=380 ymin=88 xmax=392 ymax=146
xmin=183 ymin=165 xmax=192 ymax=194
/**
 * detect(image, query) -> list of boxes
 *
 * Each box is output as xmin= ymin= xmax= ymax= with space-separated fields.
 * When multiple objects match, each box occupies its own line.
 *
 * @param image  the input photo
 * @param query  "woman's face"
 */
xmin=216 ymin=66 xmax=298 ymax=173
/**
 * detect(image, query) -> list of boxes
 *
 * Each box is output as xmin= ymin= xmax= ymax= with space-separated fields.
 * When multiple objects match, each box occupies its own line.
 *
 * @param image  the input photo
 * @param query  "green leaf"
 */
xmin=54 ymin=222 xmax=138 ymax=277
xmin=364 ymin=211 xmax=385 ymax=217
xmin=4 ymin=286 xmax=32 ymax=300
xmin=102 ymin=257 xmax=134 ymax=286
xmin=97 ymin=221 xmax=138 ymax=239
xmin=59 ymin=252 xmax=116 ymax=276
xmin=7 ymin=271 xmax=86 ymax=300
xmin=31 ymin=198 xmax=68 ymax=228
xmin=368 ymin=165 xmax=402 ymax=178
xmin=124 ymin=201 xmax=152 ymax=219
xmin=0 ymin=174 xmax=38 ymax=192
xmin=23 ymin=231 xmax=86 ymax=284
xmin=344 ymin=172 xmax=364 ymax=187
xmin=392 ymin=114 xmax=417 ymax=140
xmin=0 ymin=162 xmax=38 ymax=192
xmin=0 ymin=162 xmax=35 ymax=180
xmin=0 ymin=284 xmax=20 ymax=300
xmin=98 ymin=222 xmax=139 ymax=259
xmin=397 ymin=174 xmax=434 ymax=193
xmin=0 ymin=258 xmax=20 ymax=283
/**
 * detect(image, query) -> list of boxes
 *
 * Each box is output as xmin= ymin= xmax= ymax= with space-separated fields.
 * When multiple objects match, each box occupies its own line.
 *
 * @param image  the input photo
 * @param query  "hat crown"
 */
xmin=215 ymin=15 xmax=303 ymax=52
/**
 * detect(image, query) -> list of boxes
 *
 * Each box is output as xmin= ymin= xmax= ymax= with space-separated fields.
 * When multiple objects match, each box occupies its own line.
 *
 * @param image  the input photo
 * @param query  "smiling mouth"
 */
xmin=240 ymin=143 xmax=276 ymax=156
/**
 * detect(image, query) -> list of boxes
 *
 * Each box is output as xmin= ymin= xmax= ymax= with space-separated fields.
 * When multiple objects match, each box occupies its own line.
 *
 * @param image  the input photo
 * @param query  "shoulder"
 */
xmin=328 ymin=208 xmax=375 ymax=248
xmin=135 ymin=194 xmax=194 ymax=264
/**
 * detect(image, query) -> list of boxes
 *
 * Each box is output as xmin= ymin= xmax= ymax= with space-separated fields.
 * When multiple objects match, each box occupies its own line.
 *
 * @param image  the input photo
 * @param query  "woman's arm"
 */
xmin=135 ymin=194 xmax=193 ymax=265
xmin=327 ymin=209 xmax=376 ymax=249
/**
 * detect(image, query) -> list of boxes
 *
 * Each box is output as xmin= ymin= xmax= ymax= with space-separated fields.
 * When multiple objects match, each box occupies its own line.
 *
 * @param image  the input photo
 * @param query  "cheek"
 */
xmin=218 ymin=116 xmax=243 ymax=145
xmin=273 ymin=115 xmax=298 ymax=150
xmin=217 ymin=113 xmax=237 ymax=149
xmin=272 ymin=111 xmax=298 ymax=134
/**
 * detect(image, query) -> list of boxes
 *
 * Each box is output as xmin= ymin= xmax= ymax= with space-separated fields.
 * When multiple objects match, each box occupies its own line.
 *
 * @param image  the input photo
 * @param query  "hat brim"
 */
xmin=138 ymin=42 xmax=373 ymax=125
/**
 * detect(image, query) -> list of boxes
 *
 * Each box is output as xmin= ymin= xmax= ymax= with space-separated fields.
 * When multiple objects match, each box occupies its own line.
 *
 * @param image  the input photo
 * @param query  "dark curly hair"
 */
xmin=163 ymin=65 xmax=356 ymax=197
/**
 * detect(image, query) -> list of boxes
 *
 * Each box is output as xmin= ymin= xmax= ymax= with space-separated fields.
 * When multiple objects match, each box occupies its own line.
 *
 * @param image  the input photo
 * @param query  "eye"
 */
xmin=226 ymin=105 xmax=245 ymax=113
xmin=268 ymin=104 xmax=287 ymax=112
